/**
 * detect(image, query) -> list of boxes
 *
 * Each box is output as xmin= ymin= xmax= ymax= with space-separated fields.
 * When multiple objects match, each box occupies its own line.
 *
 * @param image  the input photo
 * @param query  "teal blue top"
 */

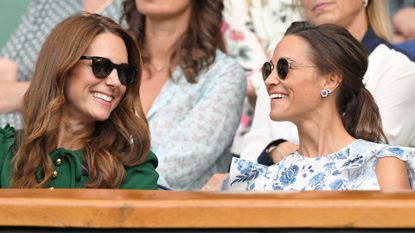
xmin=0 ymin=125 xmax=159 ymax=189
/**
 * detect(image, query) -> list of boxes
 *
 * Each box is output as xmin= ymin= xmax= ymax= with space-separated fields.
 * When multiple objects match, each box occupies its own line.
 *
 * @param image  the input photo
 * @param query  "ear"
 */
xmin=322 ymin=72 xmax=342 ymax=93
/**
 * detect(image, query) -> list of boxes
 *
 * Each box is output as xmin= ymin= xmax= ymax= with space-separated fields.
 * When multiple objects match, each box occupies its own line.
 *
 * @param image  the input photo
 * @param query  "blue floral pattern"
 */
xmin=279 ymin=164 xmax=299 ymax=186
xmin=228 ymin=140 xmax=415 ymax=191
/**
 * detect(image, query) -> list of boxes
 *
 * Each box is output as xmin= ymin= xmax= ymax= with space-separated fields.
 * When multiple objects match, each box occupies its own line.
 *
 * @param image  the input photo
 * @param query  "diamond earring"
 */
xmin=321 ymin=89 xmax=330 ymax=98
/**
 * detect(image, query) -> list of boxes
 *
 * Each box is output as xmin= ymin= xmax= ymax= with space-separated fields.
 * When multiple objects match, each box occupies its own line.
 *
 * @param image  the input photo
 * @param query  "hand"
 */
xmin=270 ymin=141 xmax=298 ymax=163
xmin=393 ymin=7 xmax=415 ymax=40
xmin=202 ymin=173 xmax=228 ymax=191
xmin=0 ymin=57 xmax=18 ymax=82
xmin=0 ymin=82 xmax=30 ymax=113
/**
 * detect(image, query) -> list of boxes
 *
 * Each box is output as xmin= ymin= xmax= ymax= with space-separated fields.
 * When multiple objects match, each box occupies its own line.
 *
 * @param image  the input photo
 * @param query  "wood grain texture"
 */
xmin=0 ymin=189 xmax=414 ymax=229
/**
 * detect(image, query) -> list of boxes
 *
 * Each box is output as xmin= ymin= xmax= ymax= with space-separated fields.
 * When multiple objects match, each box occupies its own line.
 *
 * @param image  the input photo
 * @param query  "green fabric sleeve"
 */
xmin=0 ymin=124 xmax=16 ymax=188
xmin=121 ymin=150 xmax=159 ymax=190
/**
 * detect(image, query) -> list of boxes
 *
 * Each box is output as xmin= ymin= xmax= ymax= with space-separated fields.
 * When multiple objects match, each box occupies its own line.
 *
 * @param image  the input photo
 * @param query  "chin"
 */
xmin=91 ymin=113 xmax=112 ymax=122
xmin=270 ymin=115 xmax=286 ymax=122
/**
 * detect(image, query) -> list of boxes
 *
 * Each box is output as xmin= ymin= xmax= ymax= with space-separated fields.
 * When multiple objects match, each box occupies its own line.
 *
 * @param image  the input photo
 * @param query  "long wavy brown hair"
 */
xmin=285 ymin=21 xmax=388 ymax=143
xmin=12 ymin=13 xmax=150 ymax=188
xmin=122 ymin=0 xmax=225 ymax=83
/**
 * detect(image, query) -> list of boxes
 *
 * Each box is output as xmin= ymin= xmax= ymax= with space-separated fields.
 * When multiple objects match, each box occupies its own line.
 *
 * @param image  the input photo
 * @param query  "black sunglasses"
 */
xmin=80 ymin=56 xmax=138 ymax=86
xmin=262 ymin=58 xmax=291 ymax=81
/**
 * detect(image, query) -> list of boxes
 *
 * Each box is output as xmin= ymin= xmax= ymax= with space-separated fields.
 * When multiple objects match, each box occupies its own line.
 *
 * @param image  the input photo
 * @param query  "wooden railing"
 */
xmin=0 ymin=189 xmax=414 ymax=230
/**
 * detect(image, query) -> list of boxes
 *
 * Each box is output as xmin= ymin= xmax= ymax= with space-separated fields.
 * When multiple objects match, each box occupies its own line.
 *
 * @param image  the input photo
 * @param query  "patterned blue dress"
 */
xmin=228 ymin=140 xmax=415 ymax=191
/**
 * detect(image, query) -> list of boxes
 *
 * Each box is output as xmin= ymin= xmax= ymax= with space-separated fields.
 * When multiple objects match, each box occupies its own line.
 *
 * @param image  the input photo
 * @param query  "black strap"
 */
xmin=257 ymin=139 xmax=287 ymax=165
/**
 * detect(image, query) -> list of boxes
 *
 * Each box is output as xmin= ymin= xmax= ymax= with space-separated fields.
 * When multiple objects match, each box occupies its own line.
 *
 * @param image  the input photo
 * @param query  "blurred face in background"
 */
xmin=300 ymin=0 xmax=366 ymax=28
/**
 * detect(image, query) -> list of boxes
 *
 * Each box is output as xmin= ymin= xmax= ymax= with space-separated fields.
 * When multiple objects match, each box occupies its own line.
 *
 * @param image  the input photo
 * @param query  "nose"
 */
xmin=264 ymin=70 xmax=281 ymax=87
xmin=105 ymin=69 xmax=122 ymax=87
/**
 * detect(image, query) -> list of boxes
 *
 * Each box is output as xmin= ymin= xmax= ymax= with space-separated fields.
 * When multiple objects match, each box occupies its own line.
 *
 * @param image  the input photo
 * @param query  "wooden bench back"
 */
xmin=0 ymin=189 xmax=414 ymax=229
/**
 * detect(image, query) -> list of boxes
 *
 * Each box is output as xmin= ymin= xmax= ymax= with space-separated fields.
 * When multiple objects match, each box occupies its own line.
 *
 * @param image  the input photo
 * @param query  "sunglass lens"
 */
xmin=262 ymin=62 xmax=272 ymax=81
xmin=128 ymin=67 xmax=138 ymax=85
xmin=117 ymin=65 xmax=136 ymax=86
xmin=92 ymin=58 xmax=113 ymax=79
xmin=277 ymin=58 xmax=289 ymax=80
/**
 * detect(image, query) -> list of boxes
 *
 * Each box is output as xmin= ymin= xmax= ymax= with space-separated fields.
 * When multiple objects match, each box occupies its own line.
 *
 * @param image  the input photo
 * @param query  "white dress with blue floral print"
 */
xmin=228 ymin=140 xmax=415 ymax=191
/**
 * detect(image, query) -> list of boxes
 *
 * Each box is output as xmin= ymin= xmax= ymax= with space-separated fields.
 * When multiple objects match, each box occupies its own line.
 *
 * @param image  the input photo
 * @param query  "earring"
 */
xmin=363 ymin=0 xmax=368 ymax=7
xmin=321 ymin=89 xmax=330 ymax=98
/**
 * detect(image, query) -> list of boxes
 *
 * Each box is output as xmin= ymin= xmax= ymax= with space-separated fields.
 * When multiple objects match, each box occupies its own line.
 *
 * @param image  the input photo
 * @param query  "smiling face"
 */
xmin=265 ymin=35 xmax=325 ymax=123
xmin=63 ymin=32 xmax=128 ymax=123
xmin=300 ymin=0 xmax=366 ymax=28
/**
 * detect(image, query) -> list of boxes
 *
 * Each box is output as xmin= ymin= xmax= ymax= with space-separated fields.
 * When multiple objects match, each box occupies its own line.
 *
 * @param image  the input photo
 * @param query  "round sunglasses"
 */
xmin=262 ymin=58 xmax=291 ymax=81
xmin=80 ymin=56 xmax=138 ymax=86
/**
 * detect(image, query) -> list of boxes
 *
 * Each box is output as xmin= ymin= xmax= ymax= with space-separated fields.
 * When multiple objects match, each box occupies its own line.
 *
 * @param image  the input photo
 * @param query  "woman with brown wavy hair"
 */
xmin=123 ymin=0 xmax=246 ymax=190
xmin=0 ymin=13 xmax=158 ymax=189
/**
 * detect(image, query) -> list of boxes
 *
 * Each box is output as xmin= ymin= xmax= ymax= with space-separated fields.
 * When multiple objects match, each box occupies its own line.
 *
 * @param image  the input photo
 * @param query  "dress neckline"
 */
xmin=289 ymin=139 xmax=363 ymax=160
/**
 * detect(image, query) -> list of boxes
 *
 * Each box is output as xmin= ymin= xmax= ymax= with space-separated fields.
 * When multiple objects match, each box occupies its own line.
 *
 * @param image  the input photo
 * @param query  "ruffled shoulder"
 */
xmin=228 ymin=157 xmax=270 ymax=191
xmin=0 ymin=124 xmax=16 ymax=156
xmin=376 ymin=145 xmax=415 ymax=161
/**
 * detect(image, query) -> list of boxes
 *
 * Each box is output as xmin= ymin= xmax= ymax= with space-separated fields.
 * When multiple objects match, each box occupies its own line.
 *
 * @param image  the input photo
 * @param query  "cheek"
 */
xmin=120 ymin=86 xmax=127 ymax=97
xmin=293 ymin=80 xmax=321 ymax=103
xmin=176 ymin=0 xmax=191 ymax=9
xmin=293 ymin=87 xmax=315 ymax=104
xmin=114 ymin=87 xmax=128 ymax=106
xmin=64 ymin=76 xmax=78 ymax=102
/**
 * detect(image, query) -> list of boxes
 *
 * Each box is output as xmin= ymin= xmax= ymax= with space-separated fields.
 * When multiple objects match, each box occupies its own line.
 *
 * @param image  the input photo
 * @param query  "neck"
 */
xmin=145 ymin=8 xmax=191 ymax=67
xmin=294 ymin=105 xmax=355 ymax=157
xmin=57 ymin=116 xmax=95 ymax=151
xmin=345 ymin=8 xmax=369 ymax=41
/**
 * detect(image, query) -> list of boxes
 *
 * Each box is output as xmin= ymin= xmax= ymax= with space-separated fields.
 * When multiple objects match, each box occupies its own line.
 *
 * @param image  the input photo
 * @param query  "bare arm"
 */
xmin=0 ymin=58 xmax=18 ymax=82
xmin=0 ymin=82 xmax=30 ymax=113
xmin=376 ymin=156 xmax=410 ymax=191
xmin=0 ymin=57 xmax=28 ymax=113
xmin=202 ymin=173 xmax=228 ymax=191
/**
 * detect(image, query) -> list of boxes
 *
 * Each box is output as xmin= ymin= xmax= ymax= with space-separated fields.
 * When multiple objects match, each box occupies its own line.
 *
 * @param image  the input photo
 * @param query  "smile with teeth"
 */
xmin=92 ymin=92 xmax=113 ymax=103
xmin=270 ymin=93 xmax=289 ymax=99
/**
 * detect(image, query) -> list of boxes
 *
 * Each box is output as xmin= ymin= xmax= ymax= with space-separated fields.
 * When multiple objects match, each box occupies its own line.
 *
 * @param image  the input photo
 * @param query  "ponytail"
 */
xmin=341 ymin=88 xmax=388 ymax=143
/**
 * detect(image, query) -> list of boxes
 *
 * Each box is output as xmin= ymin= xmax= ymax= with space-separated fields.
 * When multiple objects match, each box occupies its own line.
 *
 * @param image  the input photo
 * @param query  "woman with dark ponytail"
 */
xmin=227 ymin=21 xmax=415 ymax=191
xmin=242 ymin=0 xmax=415 ymax=163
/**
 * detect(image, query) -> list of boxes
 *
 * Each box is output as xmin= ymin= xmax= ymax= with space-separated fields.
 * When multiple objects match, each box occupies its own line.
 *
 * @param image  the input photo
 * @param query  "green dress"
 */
xmin=0 ymin=125 xmax=159 ymax=189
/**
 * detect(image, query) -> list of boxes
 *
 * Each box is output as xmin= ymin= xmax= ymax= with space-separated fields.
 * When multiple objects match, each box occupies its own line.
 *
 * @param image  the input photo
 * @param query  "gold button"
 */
xmin=55 ymin=158 xmax=62 ymax=166
xmin=52 ymin=170 xmax=58 ymax=178
xmin=49 ymin=187 xmax=54 ymax=189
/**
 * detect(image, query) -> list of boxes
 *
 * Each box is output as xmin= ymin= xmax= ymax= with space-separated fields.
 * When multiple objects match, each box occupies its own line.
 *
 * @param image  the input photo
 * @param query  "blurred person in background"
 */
xmin=123 ymin=0 xmax=246 ymax=190
xmin=390 ymin=0 xmax=415 ymax=58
